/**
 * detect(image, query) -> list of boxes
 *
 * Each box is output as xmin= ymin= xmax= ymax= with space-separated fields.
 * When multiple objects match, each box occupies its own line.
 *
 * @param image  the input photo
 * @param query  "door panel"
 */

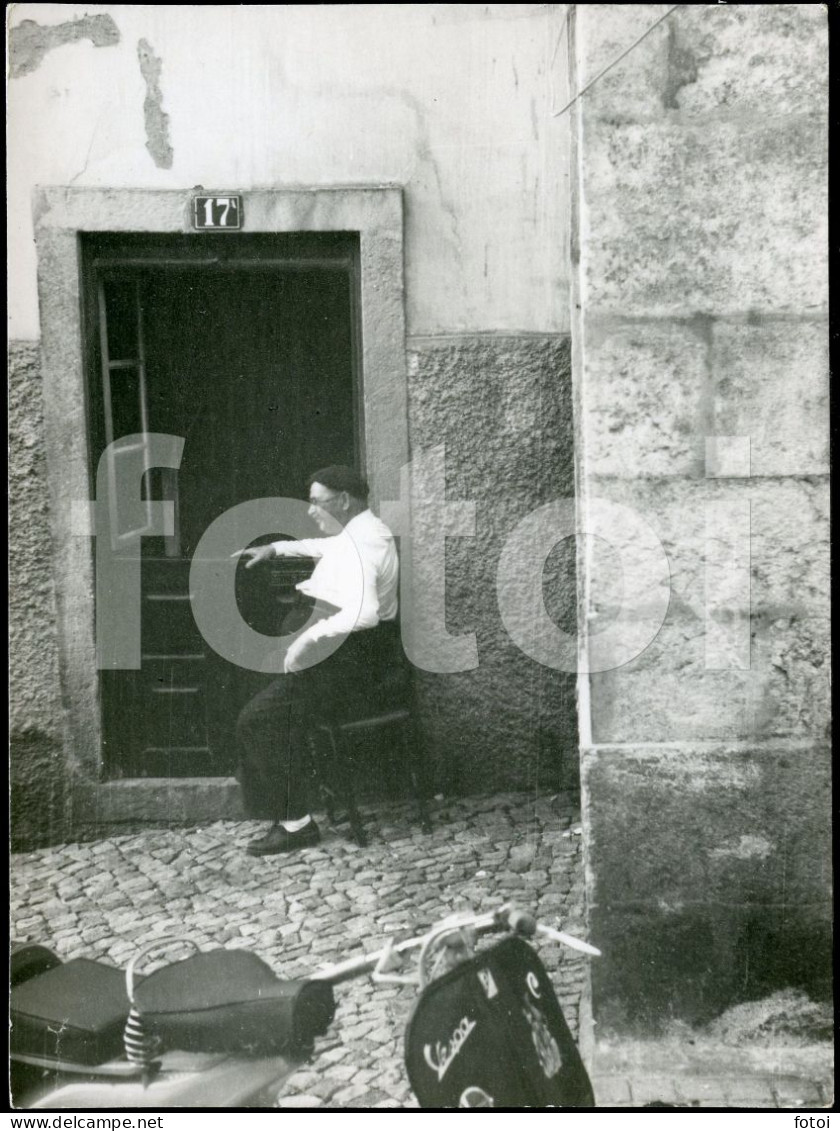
xmin=85 ymin=234 xmax=361 ymax=778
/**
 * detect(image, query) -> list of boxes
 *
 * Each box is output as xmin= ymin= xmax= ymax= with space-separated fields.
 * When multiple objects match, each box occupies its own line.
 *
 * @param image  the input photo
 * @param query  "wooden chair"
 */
xmin=307 ymin=678 xmax=432 ymax=848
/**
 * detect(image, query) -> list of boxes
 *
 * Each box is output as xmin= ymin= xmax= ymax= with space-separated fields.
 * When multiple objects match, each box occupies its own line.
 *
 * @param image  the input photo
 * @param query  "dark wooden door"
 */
xmin=84 ymin=234 xmax=361 ymax=778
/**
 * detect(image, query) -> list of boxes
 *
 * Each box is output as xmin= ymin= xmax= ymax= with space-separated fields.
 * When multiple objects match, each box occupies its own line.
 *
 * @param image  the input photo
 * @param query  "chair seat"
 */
xmin=330 ymin=669 xmax=410 ymax=723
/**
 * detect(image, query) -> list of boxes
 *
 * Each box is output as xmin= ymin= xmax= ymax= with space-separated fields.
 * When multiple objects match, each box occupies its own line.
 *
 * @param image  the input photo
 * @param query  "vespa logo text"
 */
xmin=424 ymin=1016 xmax=477 ymax=1082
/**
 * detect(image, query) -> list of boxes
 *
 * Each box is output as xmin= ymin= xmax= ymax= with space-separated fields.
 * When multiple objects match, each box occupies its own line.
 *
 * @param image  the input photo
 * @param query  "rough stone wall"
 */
xmin=571 ymin=5 xmax=830 ymax=1032
xmin=9 ymin=340 xmax=69 ymax=847
xmin=406 ymin=335 xmax=578 ymax=794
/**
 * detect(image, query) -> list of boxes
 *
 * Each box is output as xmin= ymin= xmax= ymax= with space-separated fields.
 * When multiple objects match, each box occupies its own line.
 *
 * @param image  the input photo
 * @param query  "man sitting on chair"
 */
xmin=234 ymin=466 xmax=399 ymax=856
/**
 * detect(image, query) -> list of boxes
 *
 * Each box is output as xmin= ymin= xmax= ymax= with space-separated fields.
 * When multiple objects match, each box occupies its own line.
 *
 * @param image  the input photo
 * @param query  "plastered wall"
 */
xmin=9 ymin=341 xmax=69 ymax=847
xmin=8 ymin=3 xmax=570 ymax=339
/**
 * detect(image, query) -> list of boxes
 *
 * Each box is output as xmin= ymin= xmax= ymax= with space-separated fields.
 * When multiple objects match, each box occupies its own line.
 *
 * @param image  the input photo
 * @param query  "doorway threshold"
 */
xmin=72 ymin=776 xmax=244 ymax=831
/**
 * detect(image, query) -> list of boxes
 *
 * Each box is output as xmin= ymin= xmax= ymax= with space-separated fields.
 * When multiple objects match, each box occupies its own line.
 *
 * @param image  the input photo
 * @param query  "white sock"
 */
xmin=281 ymin=815 xmax=312 ymax=832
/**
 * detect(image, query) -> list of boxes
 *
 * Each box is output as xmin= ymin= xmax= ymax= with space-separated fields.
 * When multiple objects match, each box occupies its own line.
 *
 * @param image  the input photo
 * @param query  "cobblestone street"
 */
xmin=10 ymin=790 xmax=588 ymax=1109
xmin=12 ymin=788 xmax=832 ymax=1110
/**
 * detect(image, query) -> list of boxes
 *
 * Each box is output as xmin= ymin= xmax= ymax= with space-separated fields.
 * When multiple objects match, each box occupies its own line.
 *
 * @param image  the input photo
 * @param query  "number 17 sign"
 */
xmin=192 ymin=195 xmax=242 ymax=230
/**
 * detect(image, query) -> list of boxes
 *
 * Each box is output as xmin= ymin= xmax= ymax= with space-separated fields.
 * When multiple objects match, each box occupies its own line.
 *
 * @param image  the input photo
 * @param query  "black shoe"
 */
xmin=246 ymin=820 xmax=321 ymax=856
xmin=248 ymin=824 xmax=281 ymax=848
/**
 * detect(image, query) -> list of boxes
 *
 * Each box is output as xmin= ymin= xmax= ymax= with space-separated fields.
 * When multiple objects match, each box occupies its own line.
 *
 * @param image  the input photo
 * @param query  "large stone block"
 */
xmin=711 ymin=318 xmax=829 ymax=477
xmin=581 ymin=476 xmax=830 ymax=742
xmin=579 ymin=315 xmax=830 ymax=480
xmin=574 ymin=5 xmax=672 ymax=120
xmin=669 ymin=4 xmax=828 ymax=117
xmin=575 ymin=6 xmax=826 ymax=120
xmin=588 ymin=609 xmax=830 ymax=744
xmin=585 ymin=476 xmax=830 ymax=619
xmin=584 ymin=741 xmax=832 ymax=1030
xmin=579 ymin=317 xmax=709 ymax=478
xmin=579 ymin=115 xmax=827 ymax=317
xmin=585 ymin=742 xmax=832 ymax=920
xmin=749 ymin=477 xmax=830 ymax=610
xmin=589 ymin=901 xmax=832 ymax=1034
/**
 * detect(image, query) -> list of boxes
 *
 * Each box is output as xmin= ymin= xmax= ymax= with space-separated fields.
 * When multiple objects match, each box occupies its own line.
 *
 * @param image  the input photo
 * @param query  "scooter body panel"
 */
xmin=23 ymin=1053 xmax=303 ymax=1110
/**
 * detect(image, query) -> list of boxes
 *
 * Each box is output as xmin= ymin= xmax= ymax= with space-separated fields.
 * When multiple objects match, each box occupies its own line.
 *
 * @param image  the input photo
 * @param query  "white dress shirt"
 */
xmin=271 ymin=509 xmax=398 ymax=644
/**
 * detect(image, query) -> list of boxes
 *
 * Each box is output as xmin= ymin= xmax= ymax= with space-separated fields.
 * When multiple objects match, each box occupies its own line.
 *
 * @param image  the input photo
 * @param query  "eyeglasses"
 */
xmin=308 ymin=492 xmax=342 ymax=509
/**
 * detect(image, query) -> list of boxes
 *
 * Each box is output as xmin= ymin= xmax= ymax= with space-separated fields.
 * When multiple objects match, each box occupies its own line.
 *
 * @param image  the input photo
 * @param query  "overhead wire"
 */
xmin=551 ymin=4 xmax=683 ymax=118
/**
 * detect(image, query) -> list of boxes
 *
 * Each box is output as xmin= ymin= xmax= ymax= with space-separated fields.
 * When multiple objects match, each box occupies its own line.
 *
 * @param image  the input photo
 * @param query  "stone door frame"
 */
xmin=33 ymin=185 xmax=407 ymax=825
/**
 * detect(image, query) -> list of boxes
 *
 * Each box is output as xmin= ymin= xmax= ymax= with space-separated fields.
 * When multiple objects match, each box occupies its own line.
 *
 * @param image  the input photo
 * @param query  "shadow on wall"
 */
xmin=10 ymin=730 xmax=70 ymax=851
xmin=739 ymin=913 xmax=833 ymax=1007
xmin=591 ymin=904 xmax=833 ymax=1037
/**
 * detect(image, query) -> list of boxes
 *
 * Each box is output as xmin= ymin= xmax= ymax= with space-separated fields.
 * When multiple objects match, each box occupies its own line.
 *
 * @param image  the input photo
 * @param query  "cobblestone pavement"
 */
xmin=10 ymin=790 xmax=588 ymax=1109
xmin=13 ymin=790 xmax=830 ymax=1111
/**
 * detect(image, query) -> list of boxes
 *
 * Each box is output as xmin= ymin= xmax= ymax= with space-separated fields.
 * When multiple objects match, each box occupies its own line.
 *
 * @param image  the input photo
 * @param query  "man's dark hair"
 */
xmin=307 ymin=465 xmax=369 ymax=502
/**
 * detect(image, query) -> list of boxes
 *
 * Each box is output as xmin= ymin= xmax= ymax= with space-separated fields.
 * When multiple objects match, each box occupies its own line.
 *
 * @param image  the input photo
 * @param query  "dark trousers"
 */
xmin=236 ymin=620 xmax=399 ymax=821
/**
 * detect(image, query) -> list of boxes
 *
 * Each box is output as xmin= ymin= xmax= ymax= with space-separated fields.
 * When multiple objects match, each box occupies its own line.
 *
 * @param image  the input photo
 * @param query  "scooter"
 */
xmin=11 ymin=905 xmax=600 ymax=1110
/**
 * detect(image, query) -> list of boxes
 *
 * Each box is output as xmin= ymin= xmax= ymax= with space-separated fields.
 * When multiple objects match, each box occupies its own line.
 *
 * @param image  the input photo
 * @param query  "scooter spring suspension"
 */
xmin=123 ymin=1006 xmax=160 ymax=1081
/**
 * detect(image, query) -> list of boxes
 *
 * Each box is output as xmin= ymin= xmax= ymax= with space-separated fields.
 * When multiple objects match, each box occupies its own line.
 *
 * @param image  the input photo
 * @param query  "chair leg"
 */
xmin=308 ymin=731 xmax=336 ymax=825
xmin=404 ymin=717 xmax=432 ymax=834
xmin=324 ymin=727 xmax=368 ymax=848
xmin=340 ymin=733 xmax=368 ymax=848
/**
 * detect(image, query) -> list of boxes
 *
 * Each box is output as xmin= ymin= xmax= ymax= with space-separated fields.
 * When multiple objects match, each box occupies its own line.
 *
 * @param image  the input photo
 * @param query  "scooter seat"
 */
xmin=11 ymin=958 xmax=131 ymax=1066
xmin=131 ymin=949 xmax=335 ymax=1056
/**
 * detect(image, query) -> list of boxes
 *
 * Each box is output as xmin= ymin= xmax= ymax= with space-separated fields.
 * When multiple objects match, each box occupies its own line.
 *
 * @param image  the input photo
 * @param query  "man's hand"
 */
xmin=231 ymin=544 xmax=276 ymax=569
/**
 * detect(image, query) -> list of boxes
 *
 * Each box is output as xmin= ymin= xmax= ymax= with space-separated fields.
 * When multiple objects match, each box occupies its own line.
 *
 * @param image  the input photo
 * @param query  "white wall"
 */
xmin=8 ymin=3 xmax=571 ymax=340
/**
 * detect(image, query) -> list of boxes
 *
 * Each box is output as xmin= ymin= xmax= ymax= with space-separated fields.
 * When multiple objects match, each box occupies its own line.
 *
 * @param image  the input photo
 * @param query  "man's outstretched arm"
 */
xmin=232 ymin=537 xmax=327 ymax=569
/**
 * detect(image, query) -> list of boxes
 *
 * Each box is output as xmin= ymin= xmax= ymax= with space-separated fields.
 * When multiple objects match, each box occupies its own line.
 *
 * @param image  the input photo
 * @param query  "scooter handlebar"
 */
xmin=309 ymin=905 xmax=597 ymax=986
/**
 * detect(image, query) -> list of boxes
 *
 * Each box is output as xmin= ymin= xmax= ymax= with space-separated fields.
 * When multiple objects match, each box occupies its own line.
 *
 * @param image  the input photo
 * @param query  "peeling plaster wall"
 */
xmin=136 ymin=38 xmax=173 ymax=169
xmin=8 ymin=13 xmax=119 ymax=78
xmin=570 ymin=4 xmax=831 ymax=1031
xmin=8 ymin=3 xmax=570 ymax=339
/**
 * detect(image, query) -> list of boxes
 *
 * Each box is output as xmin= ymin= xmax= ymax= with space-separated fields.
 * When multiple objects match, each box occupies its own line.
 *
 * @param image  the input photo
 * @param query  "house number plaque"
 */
xmin=192 ymin=195 xmax=242 ymax=230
